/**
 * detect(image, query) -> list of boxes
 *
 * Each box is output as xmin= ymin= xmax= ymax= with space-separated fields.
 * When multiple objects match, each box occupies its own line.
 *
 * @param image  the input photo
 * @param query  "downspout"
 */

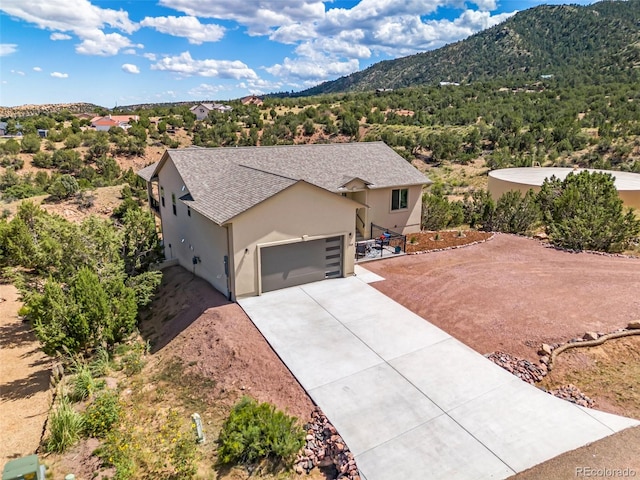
xmin=225 ymin=224 xmax=233 ymax=301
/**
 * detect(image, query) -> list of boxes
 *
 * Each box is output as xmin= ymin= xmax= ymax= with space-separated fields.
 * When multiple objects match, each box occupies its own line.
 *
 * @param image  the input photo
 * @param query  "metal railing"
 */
xmin=356 ymin=223 xmax=407 ymax=259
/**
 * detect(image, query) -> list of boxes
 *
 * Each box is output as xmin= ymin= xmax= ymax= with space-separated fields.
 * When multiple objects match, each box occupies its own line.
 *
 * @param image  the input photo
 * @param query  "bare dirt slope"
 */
xmin=2 ymin=237 xmax=638 ymax=478
xmin=364 ymin=234 xmax=640 ymax=361
xmin=0 ymin=284 xmax=52 ymax=468
xmin=139 ymin=266 xmax=315 ymax=420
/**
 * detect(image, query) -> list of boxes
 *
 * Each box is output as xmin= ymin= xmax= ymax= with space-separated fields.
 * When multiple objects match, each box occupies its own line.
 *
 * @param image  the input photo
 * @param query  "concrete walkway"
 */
xmin=238 ymin=268 xmax=639 ymax=480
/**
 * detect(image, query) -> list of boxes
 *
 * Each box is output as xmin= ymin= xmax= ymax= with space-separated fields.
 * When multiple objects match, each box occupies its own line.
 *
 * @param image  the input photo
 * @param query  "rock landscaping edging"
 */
xmin=407 ymin=232 xmax=494 ymax=255
xmin=487 ymin=351 xmax=595 ymax=407
xmin=487 ymin=321 xmax=640 ymax=409
xmin=294 ymin=407 xmax=360 ymax=480
xmin=487 ymin=351 xmax=547 ymax=384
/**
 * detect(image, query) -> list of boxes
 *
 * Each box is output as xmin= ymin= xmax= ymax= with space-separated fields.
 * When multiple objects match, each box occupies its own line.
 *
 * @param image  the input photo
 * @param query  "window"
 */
xmin=187 ymin=206 xmax=191 ymax=217
xmin=160 ymin=186 xmax=165 ymax=207
xmin=391 ymin=188 xmax=408 ymax=210
xmin=171 ymin=193 xmax=177 ymax=215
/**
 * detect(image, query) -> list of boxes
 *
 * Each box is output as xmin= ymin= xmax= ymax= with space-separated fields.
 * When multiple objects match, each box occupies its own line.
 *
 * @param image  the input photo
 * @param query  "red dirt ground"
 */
xmin=364 ymin=234 xmax=640 ymax=362
xmin=3 ymin=235 xmax=639 ymax=478
xmin=139 ymin=266 xmax=316 ymax=420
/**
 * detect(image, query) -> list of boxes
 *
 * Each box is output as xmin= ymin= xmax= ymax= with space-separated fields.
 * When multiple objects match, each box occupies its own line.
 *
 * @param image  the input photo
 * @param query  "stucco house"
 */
xmin=190 ymin=103 xmax=233 ymax=121
xmin=138 ymin=142 xmax=430 ymax=299
xmin=90 ymin=114 xmax=139 ymax=131
xmin=241 ymin=95 xmax=264 ymax=106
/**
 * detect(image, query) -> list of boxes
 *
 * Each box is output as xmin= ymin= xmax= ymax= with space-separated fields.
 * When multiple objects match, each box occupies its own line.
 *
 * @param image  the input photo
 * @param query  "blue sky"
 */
xmin=0 ymin=0 xmax=596 ymax=108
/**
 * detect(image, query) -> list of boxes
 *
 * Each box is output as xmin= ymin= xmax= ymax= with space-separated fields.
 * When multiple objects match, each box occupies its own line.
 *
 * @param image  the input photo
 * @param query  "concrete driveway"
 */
xmin=238 ymin=268 xmax=639 ymax=480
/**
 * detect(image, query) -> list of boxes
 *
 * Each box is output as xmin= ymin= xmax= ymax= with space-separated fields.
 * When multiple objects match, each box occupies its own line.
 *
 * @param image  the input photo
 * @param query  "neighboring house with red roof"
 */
xmin=241 ymin=95 xmax=263 ymax=106
xmin=90 ymin=114 xmax=139 ymax=131
xmin=137 ymin=142 xmax=430 ymax=299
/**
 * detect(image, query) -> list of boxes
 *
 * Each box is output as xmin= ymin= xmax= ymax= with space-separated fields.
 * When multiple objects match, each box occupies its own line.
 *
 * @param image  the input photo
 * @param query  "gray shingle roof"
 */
xmin=140 ymin=142 xmax=430 ymax=225
xmin=137 ymin=163 xmax=157 ymax=182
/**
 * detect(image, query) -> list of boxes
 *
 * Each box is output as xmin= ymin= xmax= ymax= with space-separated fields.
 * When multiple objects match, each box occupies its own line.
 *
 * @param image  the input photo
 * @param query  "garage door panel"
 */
xmin=261 ymin=236 xmax=343 ymax=293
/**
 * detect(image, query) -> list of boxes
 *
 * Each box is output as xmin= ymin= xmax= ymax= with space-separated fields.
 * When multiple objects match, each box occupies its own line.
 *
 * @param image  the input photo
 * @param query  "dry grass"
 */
xmin=539 ymin=336 xmax=640 ymax=420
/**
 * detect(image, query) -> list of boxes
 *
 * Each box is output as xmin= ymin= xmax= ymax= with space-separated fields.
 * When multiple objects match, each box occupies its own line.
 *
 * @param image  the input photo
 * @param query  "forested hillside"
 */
xmin=1 ymin=76 xmax=639 ymax=208
xmin=301 ymin=0 xmax=640 ymax=95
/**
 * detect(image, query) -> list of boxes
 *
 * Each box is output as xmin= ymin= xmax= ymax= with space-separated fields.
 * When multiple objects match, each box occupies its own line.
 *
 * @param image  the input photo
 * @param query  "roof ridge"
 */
xmin=236 ymin=163 xmax=300 ymax=182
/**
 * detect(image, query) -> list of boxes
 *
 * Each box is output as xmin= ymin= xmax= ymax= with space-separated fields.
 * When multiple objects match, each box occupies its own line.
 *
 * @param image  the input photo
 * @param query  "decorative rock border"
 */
xmin=540 ymin=239 xmax=640 ymax=260
xmin=407 ymin=233 xmax=495 ymax=255
xmin=487 ymin=351 xmax=595 ymax=407
xmin=488 ymin=321 xmax=640 ymax=408
xmin=294 ymin=407 xmax=360 ymax=479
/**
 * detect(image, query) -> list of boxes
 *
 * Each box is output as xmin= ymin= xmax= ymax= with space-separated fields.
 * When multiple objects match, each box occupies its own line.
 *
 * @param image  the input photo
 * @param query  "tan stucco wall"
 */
xmin=230 ymin=182 xmax=359 ymax=298
xmin=157 ymin=158 xmax=230 ymax=297
xmin=487 ymin=176 xmax=539 ymax=200
xmin=488 ymin=176 xmax=640 ymax=210
xmin=366 ymin=185 xmax=423 ymax=236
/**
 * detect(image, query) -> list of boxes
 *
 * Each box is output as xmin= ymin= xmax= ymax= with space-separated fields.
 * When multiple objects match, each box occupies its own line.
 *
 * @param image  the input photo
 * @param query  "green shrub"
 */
xmin=538 ymin=171 xmax=640 ymax=252
xmin=464 ymin=189 xmax=496 ymax=231
xmin=83 ymin=391 xmax=122 ymax=438
xmin=493 ymin=190 xmax=540 ymax=234
xmin=422 ymin=192 xmax=464 ymax=230
xmin=90 ymin=347 xmax=112 ymax=376
xmin=46 ymin=396 xmax=84 ymax=452
xmin=95 ymin=429 xmax=136 ymax=480
xmin=115 ymin=340 xmax=148 ymax=375
xmin=70 ymin=364 xmax=102 ymax=402
xmin=217 ymin=397 xmax=304 ymax=468
xmin=171 ymin=435 xmax=198 ymax=478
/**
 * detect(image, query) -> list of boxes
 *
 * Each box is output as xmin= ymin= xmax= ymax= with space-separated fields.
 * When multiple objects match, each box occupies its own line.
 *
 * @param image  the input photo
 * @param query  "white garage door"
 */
xmin=260 ymin=236 xmax=343 ymax=293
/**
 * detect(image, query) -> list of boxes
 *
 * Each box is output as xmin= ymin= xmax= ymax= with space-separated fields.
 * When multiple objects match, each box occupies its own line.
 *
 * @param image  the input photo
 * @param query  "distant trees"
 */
xmin=48 ymin=174 xmax=79 ymax=200
xmin=21 ymin=134 xmax=42 ymax=154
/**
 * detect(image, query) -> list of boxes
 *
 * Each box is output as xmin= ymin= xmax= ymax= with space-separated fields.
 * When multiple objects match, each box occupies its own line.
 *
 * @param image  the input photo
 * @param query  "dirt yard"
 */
xmin=0 ymin=284 xmax=52 ymax=468
xmin=2 ymin=234 xmax=639 ymax=478
xmin=364 ymin=234 xmax=640 ymax=362
xmin=139 ymin=266 xmax=316 ymax=420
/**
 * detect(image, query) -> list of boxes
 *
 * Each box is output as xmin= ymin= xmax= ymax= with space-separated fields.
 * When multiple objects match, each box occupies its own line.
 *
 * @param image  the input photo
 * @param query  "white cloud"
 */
xmin=11 ymin=70 xmax=25 ymax=76
xmin=161 ymin=0 xmax=516 ymax=90
xmin=0 ymin=44 xmax=18 ymax=56
xmin=158 ymin=0 xmax=326 ymax=35
xmin=151 ymin=51 xmax=258 ymax=80
xmin=51 ymin=72 xmax=69 ymax=78
xmin=33 ymin=66 xmax=42 ymax=72
xmin=76 ymin=32 xmax=135 ymax=56
xmin=0 ymin=0 xmax=138 ymax=56
xmin=140 ymin=16 xmax=225 ymax=44
xmin=143 ymin=53 xmax=157 ymax=61
xmin=472 ymin=0 xmax=497 ymax=11
xmin=50 ymin=32 xmax=72 ymax=40
xmin=238 ymin=78 xmax=283 ymax=94
xmin=122 ymin=48 xmax=138 ymax=55
xmin=157 ymin=90 xmax=178 ymax=98
xmin=266 ymin=55 xmax=359 ymax=82
xmin=188 ymin=83 xmax=226 ymax=97
xmin=122 ymin=63 xmax=140 ymax=74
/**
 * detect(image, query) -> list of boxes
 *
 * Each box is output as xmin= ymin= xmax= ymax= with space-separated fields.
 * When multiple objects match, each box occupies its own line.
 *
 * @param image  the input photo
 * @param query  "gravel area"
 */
xmin=364 ymin=234 xmax=640 ymax=361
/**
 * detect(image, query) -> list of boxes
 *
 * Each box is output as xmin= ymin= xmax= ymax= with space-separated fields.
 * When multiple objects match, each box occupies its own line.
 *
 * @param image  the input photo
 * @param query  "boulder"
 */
xmin=539 ymin=343 xmax=553 ymax=356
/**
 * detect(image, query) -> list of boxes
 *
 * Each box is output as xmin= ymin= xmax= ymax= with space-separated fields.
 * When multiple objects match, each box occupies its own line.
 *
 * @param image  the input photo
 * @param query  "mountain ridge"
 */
xmin=300 ymin=0 xmax=640 ymax=95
